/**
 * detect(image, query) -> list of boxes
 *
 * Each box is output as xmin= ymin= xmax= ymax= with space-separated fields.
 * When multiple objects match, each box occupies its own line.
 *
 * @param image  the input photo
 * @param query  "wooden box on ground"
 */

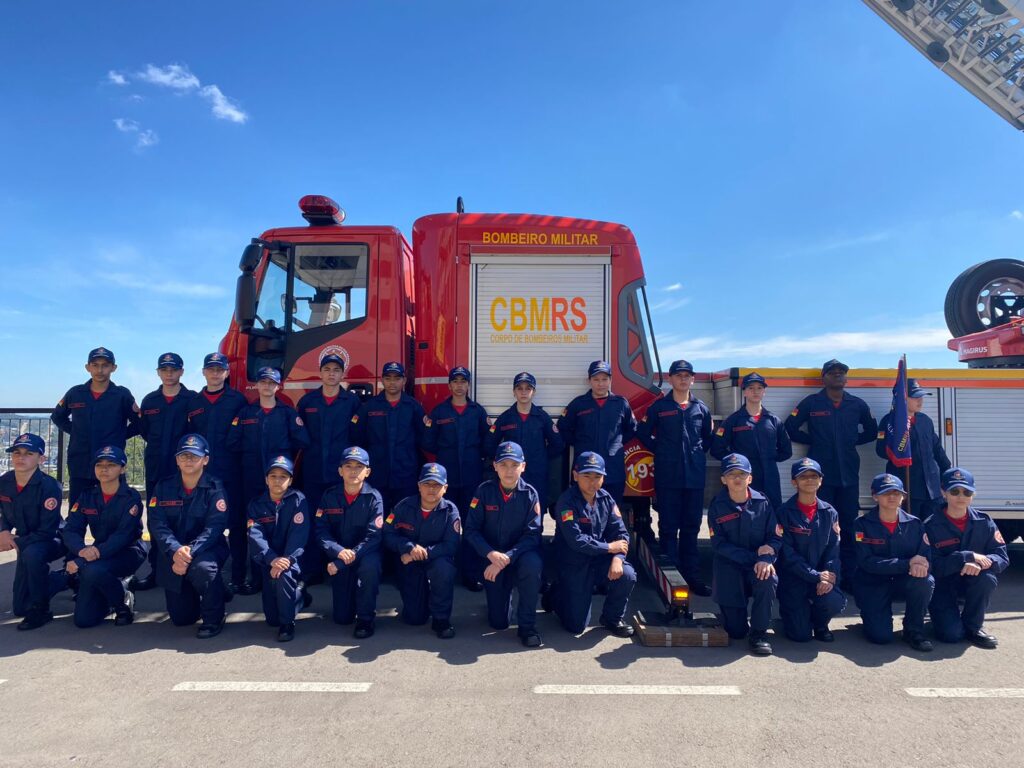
xmin=632 ymin=610 xmax=730 ymax=648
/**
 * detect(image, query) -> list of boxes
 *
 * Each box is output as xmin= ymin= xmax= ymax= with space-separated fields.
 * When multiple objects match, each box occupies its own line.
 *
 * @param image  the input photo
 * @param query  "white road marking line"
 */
xmin=0 ymin=680 xmax=7 ymax=686
xmin=906 ymin=688 xmax=1024 ymax=699
xmin=533 ymin=685 xmax=741 ymax=696
xmin=173 ymin=682 xmax=372 ymax=693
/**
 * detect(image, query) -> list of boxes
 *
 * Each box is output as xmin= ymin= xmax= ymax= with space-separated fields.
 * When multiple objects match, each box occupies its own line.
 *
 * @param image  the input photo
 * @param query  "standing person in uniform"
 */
xmin=247 ymin=455 xmax=310 ymax=643
xmin=552 ymin=452 xmax=636 ymax=637
xmin=149 ymin=434 xmax=230 ymax=639
xmin=464 ymin=442 xmax=544 ymax=647
xmin=51 ymin=347 xmax=141 ymax=506
xmin=297 ymin=353 xmax=360 ymax=581
xmin=423 ymin=366 xmax=489 ymax=591
xmin=924 ymin=468 xmax=1008 ymax=649
xmin=707 ymin=454 xmax=781 ymax=656
xmin=786 ymin=359 xmax=877 ymax=592
xmin=228 ymin=367 xmax=310 ymax=594
xmin=875 ymin=378 xmax=950 ymax=520
xmin=558 ymin=360 xmax=636 ymax=507
xmin=134 ymin=353 xmax=193 ymax=591
xmin=636 ymin=360 xmax=713 ymax=596
xmin=186 ymin=353 xmax=247 ymax=592
xmin=853 ymin=474 xmax=934 ymax=652
xmin=711 ymin=372 xmax=792 ymax=510
xmin=63 ymin=446 xmax=147 ymax=628
xmin=776 ymin=458 xmax=846 ymax=643
xmin=352 ymin=362 xmax=426 ymax=514
xmin=315 ymin=446 xmax=383 ymax=639
xmin=0 ymin=434 xmax=66 ymax=631
xmin=484 ymin=371 xmax=563 ymax=514
xmin=382 ymin=463 xmax=460 ymax=639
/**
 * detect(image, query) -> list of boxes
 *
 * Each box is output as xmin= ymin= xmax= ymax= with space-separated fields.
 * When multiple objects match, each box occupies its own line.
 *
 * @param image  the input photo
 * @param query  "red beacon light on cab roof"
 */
xmin=298 ymin=194 xmax=346 ymax=226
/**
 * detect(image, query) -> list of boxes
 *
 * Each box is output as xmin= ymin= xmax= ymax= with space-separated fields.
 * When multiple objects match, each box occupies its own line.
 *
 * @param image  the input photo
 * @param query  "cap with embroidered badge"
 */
xmin=573 ymin=451 xmax=607 ymax=476
xmin=382 ymin=361 xmax=405 ymax=377
xmin=320 ymin=353 xmax=346 ymax=370
xmin=494 ymin=441 xmax=525 ymax=463
xmin=821 ymin=359 xmax=849 ymax=376
xmin=94 ymin=445 xmax=127 ymax=466
xmin=742 ymin=372 xmax=767 ymax=389
xmin=941 ymin=467 xmax=975 ymax=493
xmin=419 ymin=463 xmax=448 ymax=485
xmin=88 ymin=347 xmax=115 ymax=364
xmin=157 ymin=352 xmax=184 ymax=370
xmin=721 ymin=453 xmax=752 ymax=474
xmin=513 ymin=371 xmax=537 ymax=388
xmin=587 ymin=360 xmax=612 ymax=378
xmin=256 ymin=367 xmax=282 ymax=384
xmin=907 ymin=378 xmax=931 ymax=398
xmin=340 ymin=446 xmax=371 ymax=467
xmin=871 ymin=473 xmax=905 ymax=495
xmin=7 ymin=433 xmax=45 ymax=454
xmin=791 ymin=457 xmax=823 ymax=479
xmin=448 ymin=366 xmax=471 ymax=382
xmin=266 ymin=455 xmax=294 ymax=475
xmin=669 ymin=360 xmax=695 ymax=375
xmin=175 ymin=433 xmax=210 ymax=457
xmin=203 ymin=352 xmax=230 ymax=370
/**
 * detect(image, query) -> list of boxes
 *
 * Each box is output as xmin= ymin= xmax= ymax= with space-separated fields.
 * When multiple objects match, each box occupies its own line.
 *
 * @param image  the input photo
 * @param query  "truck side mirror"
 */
xmin=239 ymin=242 xmax=263 ymax=272
xmin=235 ymin=273 xmax=257 ymax=332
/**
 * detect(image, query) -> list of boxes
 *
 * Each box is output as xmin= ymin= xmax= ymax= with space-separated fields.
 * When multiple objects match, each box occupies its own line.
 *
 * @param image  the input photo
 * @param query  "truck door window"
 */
xmin=254 ymin=255 xmax=289 ymax=332
xmin=290 ymin=244 xmax=369 ymax=333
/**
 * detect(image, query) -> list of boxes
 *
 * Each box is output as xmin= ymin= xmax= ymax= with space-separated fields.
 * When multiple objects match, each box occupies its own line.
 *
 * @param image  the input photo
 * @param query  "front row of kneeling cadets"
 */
xmin=0 ymin=431 xmax=1007 ymax=653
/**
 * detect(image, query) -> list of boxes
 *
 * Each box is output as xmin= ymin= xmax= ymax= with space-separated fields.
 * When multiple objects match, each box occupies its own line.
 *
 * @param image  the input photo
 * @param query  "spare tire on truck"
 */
xmin=945 ymin=259 xmax=1024 ymax=338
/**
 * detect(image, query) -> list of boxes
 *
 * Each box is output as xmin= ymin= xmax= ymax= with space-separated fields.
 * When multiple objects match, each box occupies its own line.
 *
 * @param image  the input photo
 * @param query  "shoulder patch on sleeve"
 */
xmin=385 ymin=512 xmax=395 ymax=524
xmin=790 ymin=408 xmax=799 ymax=417
xmin=488 ymin=424 xmax=496 ymax=433
xmin=995 ymin=529 xmax=1005 ymax=545
xmin=453 ymin=518 xmax=461 ymax=534
xmin=351 ymin=414 xmax=360 ymax=424
xmin=776 ymin=524 xmax=784 ymax=537
xmin=231 ymin=417 xmax=239 ymax=426
xmin=715 ymin=427 xmax=725 ymax=436
xmin=551 ymin=423 xmax=559 ymax=433
xmin=316 ymin=509 xmax=324 ymax=518
xmin=374 ymin=515 xmax=383 ymax=529
xmin=923 ymin=532 xmax=930 ymax=545
xmin=129 ymin=505 xmax=139 ymax=517
xmin=70 ymin=502 xmax=79 ymax=513
xmin=246 ymin=519 xmax=254 ymax=528
xmin=560 ymin=510 xmax=574 ymax=523
xmin=296 ymin=416 xmax=304 ymax=427
xmin=293 ymin=512 xmax=304 ymax=525
xmin=612 ymin=505 xmax=622 ymax=518
xmin=423 ymin=415 xmax=432 ymax=427
xmin=148 ymin=496 xmax=157 ymax=508
xmin=44 ymin=497 xmax=58 ymax=511
xmin=855 ymin=531 xmax=864 ymax=542
xmin=469 ymin=498 xmax=479 ymax=509
xmin=216 ymin=499 xmax=227 ymax=512
xmin=834 ymin=521 xmax=841 ymax=536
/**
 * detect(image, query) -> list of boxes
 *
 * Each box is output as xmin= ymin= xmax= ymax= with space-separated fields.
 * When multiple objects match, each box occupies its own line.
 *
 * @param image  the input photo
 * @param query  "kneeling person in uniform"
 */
xmin=853 ymin=474 xmax=934 ymax=652
xmin=708 ymin=453 xmax=781 ymax=656
xmin=925 ymin=467 xmax=1008 ymax=649
xmin=777 ymin=458 xmax=847 ymax=642
xmin=383 ymin=463 xmax=460 ymax=639
xmin=0 ymin=433 xmax=67 ymax=631
xmin=247 ymin=455 xmax=310 ymax=643
xmin=149 ymin=434 xmax=230 ymax=639
xmin=63 ymin=446 xmax=147 ymax=627
xmin=315 ymin=446 xmax=383 ymax=639
xmin=553 ymin=452 xmax=636 ymax=637
xmin=465 ymin=441 xmax=544 ymax=647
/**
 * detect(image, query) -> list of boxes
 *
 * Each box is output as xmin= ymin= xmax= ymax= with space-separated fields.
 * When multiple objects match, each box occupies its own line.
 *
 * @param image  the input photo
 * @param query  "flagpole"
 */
xmin=902 ymin=354 xmax=911 ymax=514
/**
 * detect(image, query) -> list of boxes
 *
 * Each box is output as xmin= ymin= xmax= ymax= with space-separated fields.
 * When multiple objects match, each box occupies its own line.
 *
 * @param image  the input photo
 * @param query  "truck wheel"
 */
xmin=944 ymin=259 xmax=1024 ymax=337
xmin=996 ymin=521 xmax=1022 ymax=545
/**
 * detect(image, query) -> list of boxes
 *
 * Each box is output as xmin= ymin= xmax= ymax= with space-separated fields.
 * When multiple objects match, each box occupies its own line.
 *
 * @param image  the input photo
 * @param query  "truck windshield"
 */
xmin=254 ymin=243 xmax=369 ymax=334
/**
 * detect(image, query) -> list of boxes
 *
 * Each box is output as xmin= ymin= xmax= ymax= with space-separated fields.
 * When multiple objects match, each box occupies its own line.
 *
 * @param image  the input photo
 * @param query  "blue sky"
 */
xmin=2 ymin=2 xmax=1023 ymax=405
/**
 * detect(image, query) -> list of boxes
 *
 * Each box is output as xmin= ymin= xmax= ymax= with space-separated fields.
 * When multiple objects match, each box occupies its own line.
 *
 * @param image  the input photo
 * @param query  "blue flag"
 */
xmin=885 ymin=357 xmax=912 ymax=468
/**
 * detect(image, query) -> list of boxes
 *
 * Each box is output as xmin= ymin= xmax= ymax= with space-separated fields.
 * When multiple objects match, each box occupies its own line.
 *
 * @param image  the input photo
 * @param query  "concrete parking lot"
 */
xmin=1 ymin=539 xmax=1021 ymax=768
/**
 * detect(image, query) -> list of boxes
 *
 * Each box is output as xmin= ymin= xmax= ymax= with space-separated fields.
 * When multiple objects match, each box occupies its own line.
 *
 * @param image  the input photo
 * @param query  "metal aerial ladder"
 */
xmin=862 ymin=0 xmax=1024 ymax=129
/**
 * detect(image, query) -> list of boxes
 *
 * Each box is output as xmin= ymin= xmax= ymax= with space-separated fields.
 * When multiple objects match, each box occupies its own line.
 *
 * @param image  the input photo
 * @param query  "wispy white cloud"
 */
xmin=102 ymin=272 xmax=225 ymax=298
xmin=1010 ymin=210 xmax=1023 ymax=221
xmin=121 ymin=63 xmax=248 ymax=123
xmin=662 ymin=282 xmax=682 ymax=292
xmin=786 ymin=231 xmax=891 ymax=258
xmin=113 ymin=117 xmax=159 ymax=150
xmin=107 ymin=70 xmax=127 ymax=86
xmin=199 ymin=84 xmax=248 ymax=124
xmin=135 ymin=63 xmax=200 ymax=91
xmin=650 ymin=296 xmax=691 ymax=313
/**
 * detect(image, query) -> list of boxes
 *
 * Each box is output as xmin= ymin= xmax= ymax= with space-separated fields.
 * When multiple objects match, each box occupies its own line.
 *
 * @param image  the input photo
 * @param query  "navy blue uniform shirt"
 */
xmin=853 ymin=507 xmax=930 ymax=576
xmin=786 ymin=390 xmax=876 ymax=488
xmin=52 ymin=382 xmax=141 ymax=480
xmin=314 ymin=482 xmax=384 ymax=559
xmin=923 ymin=506 xmax=1009 ymax=579
xmin=63 ymin=480 xmax=145 ymax=566
xmin=423 ymin=398 xmax=489 ymax=489
xmin=777 ymin=494 xmax=841 ymax=584
xmin=464 ymin=478 xmax=542 ymax=563
xmin=382 ymin=496 xmax=460 ymax=560
xmin=296 ymin=387 xmax=360 ymax=487
xmin=875 ymin=412 xmax=950 ymax=501
xmin=484 ymin=404 xmax=563 ymax=506
xmin=139 ymin=386 xmax=194 ymax=487
xmin=186 ymin=387 xmax=247 ymax=481
xmin=228 ymin=400 xmax=311 ymax=480
xmin=352 ymin=393 xmax=426 ymax=492
xmin=558 ymin=392 xmax=637 ymax=486
xmin=0 ymin=469 xmax=63 ymax=547
xmin=247 ymin=487 xmax=310 ymax=567
xmin=148 ymin=473 xmax=228 ymax=586
xmin=552 ymin=485 xmax=629 ymax=566
xmin=711 ymin=407 xmax=792 ymax=504
xmin=637 ymin=394 xmax=712 ymax=489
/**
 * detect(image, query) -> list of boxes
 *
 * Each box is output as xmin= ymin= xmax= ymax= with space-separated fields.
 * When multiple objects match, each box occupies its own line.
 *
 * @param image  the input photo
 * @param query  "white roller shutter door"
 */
xmin=953 ymin=389 xmax=1024 ymax=513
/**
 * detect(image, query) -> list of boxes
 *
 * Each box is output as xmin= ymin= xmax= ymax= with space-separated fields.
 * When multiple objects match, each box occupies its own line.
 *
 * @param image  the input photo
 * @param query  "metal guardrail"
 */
xmin=0 ymin=408 xmax=146 ymax=494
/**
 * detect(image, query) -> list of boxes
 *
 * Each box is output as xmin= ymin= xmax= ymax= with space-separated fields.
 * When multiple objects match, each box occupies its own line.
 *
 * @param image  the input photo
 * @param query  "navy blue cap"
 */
xmin=7 ymin=433 xmax=45 ymax=454
xmin=449 ymin=366 xmax=471 ymax=382
xmin=513 ymin=371 xmax=537 ymax=388
xmin=256 ymin=367 xmax=282 ymax=384
xmin=821 ymin=359 xmax=849 ymax=376
xmin=791 ymin=457 xmax=823 ymax=479
xmin=907 ymin=378 xmax=931 ymax=398
xmin=669 ymin=360 xmax=694 ymax=375
xmin=382 ymin=361 xmax=405 ymax=377
xmin=588 ymin=360 xmax=612 ymax=378
xmin=871 ymin=473 xmax=905 ymax=495
xmin=320 ymin=353 xmax=346 ymax=370
xmin=175 ymin=433 xmax=210 ymax=457
xmin=942 ymin=467 xmax=975 ymax=493
xmin=720 ymin=453 xmax=752 ymax=474
xmin=742 ymin=372 xmax=767 ymax=389
xmin=88 ymin=347 xmax=115 ymax=364
xmin=203 ymin=353 xmax=230 ymax=370
xmin=573 ymin=451 xmax=607 ymax=476
xmin=94 ymin=445 xmax=127 ymax=466
xmin=266 ymin=454 xmax=294 ymax=475
xmin=419 ymin=463 xmax=448 ymax=485
xmin=494 ymin=441 xmax=526 ymax=463
xmin=157 ymin=352 xmax=184 ymax=370
xmin=340 ymin=446 xmax=370 ymax=467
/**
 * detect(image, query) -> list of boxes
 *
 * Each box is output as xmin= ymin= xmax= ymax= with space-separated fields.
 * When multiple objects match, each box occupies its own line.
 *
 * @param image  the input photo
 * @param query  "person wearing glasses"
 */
xmin=924 ymin=468 xmax=1008 ymax=649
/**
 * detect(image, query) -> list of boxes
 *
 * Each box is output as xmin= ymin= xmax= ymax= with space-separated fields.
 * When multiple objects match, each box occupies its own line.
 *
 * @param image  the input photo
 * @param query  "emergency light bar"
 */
xmin=299 ymin=194 xmax=346 ymax=226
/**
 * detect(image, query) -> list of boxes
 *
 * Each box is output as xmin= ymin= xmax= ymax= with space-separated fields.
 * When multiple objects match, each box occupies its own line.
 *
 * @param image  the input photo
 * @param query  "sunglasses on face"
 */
xmin=948 ymin=488 xmax=974 ymax=497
